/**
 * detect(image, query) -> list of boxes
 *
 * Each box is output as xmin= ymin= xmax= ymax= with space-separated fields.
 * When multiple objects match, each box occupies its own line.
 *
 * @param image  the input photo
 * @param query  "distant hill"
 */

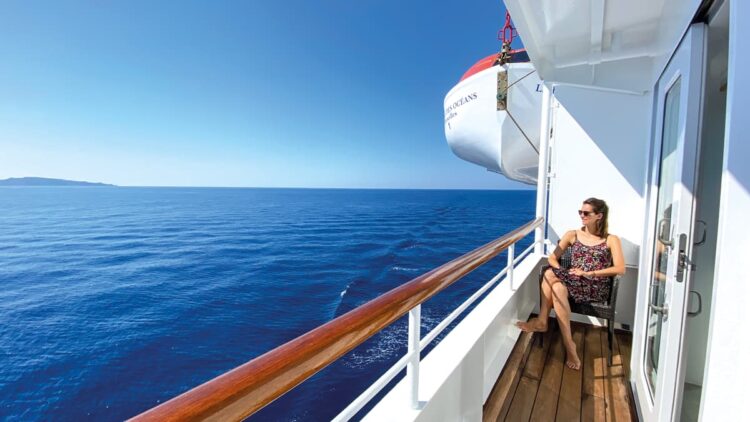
xmin=0 ymin=177 xmax=114 ymax=187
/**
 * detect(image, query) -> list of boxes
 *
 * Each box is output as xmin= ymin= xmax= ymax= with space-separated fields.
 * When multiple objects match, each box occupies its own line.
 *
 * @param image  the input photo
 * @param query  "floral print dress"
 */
xmin=552 ymin=238 xmax=612 ymax=303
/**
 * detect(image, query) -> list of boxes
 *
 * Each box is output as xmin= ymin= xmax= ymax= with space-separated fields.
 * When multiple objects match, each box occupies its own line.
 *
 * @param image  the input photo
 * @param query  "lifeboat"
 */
xmin=444 ymin=52 xmax=541 ymax=185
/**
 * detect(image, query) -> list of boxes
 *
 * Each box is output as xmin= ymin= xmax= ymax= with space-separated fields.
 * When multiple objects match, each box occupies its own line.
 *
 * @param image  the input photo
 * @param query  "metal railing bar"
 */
xmin=419 ymin=239 xmax=538 ymax=349
xmin=332 ymin=349 xmax=418 ymax=421
xmin=508 ymin=241 xmax=544 ymax=292
xmin=508 ymin=244 xmax=515 ymax=289
xmin=407 ymin=305 xmax=421 ymax=409
xmin=420 ymin=267 xmax=507 ymax=349
xmin=514 ymin=242 xmax=536 ymax=268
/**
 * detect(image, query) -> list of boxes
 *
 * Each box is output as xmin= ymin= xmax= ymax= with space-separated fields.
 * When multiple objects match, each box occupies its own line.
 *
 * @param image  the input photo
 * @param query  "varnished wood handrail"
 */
xmin=130 ymin=217 xmax=543 ymax=421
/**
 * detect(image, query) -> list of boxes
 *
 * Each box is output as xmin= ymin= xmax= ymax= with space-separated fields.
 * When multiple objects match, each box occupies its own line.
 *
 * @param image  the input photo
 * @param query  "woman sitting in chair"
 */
xmin=517 ymin=197 xmax=626 ymax=370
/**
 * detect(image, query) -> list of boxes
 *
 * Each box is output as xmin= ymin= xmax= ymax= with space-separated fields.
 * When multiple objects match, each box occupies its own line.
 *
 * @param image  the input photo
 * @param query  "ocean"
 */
xmin=0 ymin=187 xmax=535 ymax=421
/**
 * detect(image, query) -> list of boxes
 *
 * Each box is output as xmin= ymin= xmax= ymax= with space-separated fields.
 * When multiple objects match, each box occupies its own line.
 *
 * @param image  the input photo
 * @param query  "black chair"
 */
xmin=537 ymin=249 xmax=621 ymax=365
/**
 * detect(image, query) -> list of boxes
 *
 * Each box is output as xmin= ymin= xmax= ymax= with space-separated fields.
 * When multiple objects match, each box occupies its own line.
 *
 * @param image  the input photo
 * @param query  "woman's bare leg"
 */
xmin=517 ymin=269 xmax=556 ymax=332
xmin=551 ymin=282 xmax=581 ymax=370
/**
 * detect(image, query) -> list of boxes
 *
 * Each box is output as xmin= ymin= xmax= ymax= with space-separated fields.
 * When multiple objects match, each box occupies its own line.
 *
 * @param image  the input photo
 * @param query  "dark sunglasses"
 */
xmin=578 ymin=210 xmax=596 ymax=217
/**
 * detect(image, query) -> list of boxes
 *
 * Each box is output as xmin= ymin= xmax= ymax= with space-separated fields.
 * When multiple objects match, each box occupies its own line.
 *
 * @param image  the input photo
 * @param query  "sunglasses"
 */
xmin=578 ymin=210 xmax=597 ymax=217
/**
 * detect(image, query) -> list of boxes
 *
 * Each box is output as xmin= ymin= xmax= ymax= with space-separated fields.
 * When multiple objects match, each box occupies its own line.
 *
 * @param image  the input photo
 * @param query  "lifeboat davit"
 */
xmin=444 ymin=52 xmax=541 ymax=185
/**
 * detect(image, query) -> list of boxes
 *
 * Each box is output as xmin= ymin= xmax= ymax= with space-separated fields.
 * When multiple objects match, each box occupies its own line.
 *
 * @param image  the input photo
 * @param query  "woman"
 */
xmin=517 ymin=197 xmax=626 ymax=370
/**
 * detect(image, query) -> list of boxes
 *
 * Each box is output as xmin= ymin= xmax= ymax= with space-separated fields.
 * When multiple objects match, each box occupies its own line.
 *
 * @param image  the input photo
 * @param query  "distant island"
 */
xmin=0 ymin=177 xmax=114 ymax=187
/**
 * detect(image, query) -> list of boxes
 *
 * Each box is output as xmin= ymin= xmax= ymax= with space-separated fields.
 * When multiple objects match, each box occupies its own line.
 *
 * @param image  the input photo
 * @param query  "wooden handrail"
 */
xmin=130 ymin=217 xmax=543 ymax=421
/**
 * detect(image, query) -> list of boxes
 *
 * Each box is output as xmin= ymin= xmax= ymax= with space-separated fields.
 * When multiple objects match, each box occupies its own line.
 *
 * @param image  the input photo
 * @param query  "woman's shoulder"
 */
xmin=606 ymin=234 xmax=622 ymax=246
xmin=563 ymin=230 xmax=578 ymax=241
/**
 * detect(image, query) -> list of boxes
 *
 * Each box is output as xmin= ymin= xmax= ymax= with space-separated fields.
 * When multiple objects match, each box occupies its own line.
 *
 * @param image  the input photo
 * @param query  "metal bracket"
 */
xmin=497 ymin=71 xmax=508 ymax=110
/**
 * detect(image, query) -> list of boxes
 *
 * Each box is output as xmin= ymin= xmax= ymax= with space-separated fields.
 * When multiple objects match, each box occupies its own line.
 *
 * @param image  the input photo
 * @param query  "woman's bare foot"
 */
xmin=565 ymin=351 xmax=581 ymax=370
xmin=516 ymin=318 xmax=548 ymax=333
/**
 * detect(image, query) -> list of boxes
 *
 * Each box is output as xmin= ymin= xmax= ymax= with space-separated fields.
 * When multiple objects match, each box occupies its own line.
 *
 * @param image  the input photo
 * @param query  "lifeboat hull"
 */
xmin=444 ymin=62 xmax=542 ymax=185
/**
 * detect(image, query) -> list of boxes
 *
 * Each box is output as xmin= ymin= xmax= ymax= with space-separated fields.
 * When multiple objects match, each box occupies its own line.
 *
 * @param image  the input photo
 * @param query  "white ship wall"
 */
xmin=701 ymin=1 xmax=750 ymax=416
xmin=545 ymin=85 xmax=653 ymax=327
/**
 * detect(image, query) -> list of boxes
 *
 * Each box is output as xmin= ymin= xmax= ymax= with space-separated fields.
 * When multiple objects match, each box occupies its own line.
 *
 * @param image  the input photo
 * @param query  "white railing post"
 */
xmin=407 ymin=305 xmax=421 ymax=409
xmin=535 ymin=83 xmax=552 ymax=254
xmin=507 ymin=244 xmax=515 ymax=290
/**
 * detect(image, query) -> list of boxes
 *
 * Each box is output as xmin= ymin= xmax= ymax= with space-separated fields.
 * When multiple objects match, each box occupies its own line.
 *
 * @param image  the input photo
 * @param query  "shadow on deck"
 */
xmin=483 ymin=320 xmax=636 ymax=422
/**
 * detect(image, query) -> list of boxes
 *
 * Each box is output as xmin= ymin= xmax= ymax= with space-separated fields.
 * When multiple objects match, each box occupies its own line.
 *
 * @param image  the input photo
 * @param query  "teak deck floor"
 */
xmin=483 ymin=320 xmax=636 ymax=422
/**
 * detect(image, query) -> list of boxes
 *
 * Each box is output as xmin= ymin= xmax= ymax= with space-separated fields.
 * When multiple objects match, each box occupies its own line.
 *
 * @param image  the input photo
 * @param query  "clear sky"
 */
xmin=0 ymin=1 xmax=529 ymax=189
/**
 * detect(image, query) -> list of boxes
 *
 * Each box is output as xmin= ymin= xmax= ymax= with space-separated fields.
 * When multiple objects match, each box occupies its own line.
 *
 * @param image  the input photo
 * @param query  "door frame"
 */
xmin=631 ymin=22 xmax=707 ymax=422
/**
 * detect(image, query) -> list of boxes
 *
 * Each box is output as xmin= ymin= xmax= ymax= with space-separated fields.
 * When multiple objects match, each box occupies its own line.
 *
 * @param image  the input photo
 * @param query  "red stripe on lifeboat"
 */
xmin=459 ymin=49 xmax=529 ymax=82
xmin=459 ymin=54 xmax=498 ymax=82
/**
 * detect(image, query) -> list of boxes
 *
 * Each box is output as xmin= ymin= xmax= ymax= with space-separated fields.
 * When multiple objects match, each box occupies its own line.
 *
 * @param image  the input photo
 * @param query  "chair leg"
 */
xmin=607 ymin=318 xmax=614 ymax=366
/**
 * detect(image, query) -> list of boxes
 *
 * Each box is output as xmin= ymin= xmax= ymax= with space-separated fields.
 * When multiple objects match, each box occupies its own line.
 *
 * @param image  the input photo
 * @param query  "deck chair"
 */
xmin=538 ymin=249 xmax=621 ymax=366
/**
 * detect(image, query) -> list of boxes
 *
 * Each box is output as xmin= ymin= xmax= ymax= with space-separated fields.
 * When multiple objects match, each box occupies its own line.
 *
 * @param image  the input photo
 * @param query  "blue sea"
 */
xmin=0 ymin=187 xmax=534 ymax=421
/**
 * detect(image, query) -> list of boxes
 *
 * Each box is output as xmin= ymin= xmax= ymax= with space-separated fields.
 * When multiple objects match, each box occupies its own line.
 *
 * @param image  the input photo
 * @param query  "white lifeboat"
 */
xmin=444 ymin=53 xmax=542 ymax=185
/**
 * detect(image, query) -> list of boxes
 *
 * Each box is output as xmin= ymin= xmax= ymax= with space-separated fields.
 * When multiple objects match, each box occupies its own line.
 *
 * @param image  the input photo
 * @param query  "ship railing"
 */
xmin=130 ymin=217 xmax=544 ymax=422
xmin=335 ymin=220 xmax=542 ymax=420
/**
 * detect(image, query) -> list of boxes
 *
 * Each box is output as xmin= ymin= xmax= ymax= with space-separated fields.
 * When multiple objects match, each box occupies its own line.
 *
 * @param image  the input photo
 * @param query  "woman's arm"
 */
xmin=548 ymin=230 xmax=575 ymax=269
xmin=584 ymin=234 xmax=627 ymax=278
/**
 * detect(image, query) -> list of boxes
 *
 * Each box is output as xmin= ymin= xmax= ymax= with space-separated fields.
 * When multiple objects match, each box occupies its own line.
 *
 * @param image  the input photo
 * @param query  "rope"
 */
xmin=505 ymin=108 xmax=540 ymax=155
xmin=507 ymin=69 xmax=536 ymax=89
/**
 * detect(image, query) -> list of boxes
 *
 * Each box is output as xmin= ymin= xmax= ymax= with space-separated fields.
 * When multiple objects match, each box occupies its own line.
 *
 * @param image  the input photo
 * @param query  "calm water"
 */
xmin=0 ymin=187 xmax=534 ymax=421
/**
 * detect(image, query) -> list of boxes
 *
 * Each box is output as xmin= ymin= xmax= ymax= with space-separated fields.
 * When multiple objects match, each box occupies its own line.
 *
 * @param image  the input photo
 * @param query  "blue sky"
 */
xmin=0 ymin=1 xmax=529 ymax=189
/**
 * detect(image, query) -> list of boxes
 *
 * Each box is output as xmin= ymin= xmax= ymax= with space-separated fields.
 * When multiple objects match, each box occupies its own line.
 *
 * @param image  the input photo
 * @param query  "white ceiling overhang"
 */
xmin=505 ymin=0 xmax=703 ymax=93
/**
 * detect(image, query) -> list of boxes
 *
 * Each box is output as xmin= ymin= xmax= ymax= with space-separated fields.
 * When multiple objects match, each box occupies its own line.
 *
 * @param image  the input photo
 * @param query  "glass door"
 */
xmin=633 ymin=23 xmax=705 ymax=422
xmin=645 ymin=76 xmax=681 ymax=395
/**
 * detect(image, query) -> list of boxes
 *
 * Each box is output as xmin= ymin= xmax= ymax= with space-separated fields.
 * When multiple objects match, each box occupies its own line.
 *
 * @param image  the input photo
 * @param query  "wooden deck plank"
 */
xmin=582 ymin=394 xmax=607 ymax=422
xmin=505 ymin=376 xmax=540 ymax=422
xmin=530 ymin=329 xmax=565 ymax=422
xmin=615 ymin=331 xmax=637 ymax=421
xmin=616 ymin=331 xmax=632 ymax=379
xmin=583 ymin=326 xmax=605 ymax=398
xmin=556 ymin=323 xmax=586 ymax=422
xmin=600 ymin=328 xmax=632 ymax=422
xmin=504 ymin=330 xmax=551 ymax=421
xmin=523 ymin=329 xmax=552 ymax=381
xmin=483 ymin=331 xmax=535 ymax=422
xmin=582 ymin=326 xmax=606 ymax=421
xmin=483 ymin=320 xmax=634 ymax=422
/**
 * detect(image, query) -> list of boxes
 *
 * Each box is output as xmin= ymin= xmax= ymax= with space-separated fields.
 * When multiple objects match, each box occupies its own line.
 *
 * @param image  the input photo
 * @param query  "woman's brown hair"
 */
xmin=583 ymin=197 xmax=609 ymax=238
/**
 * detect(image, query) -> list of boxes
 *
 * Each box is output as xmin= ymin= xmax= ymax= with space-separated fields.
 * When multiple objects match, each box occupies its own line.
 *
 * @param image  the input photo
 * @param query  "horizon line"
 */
xmin=1 ymin=184 xmax=535 ymax=191
xmin=0 ymin=177 xmax=534 ymax=191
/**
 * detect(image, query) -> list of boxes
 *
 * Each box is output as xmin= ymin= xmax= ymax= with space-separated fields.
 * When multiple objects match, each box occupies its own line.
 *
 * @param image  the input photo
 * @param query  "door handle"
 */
xmin=694 ymin=220 xmax=707 ymax=246
xmin=688 ymin=291 xmax=703 ymax=316
xmin=649 ymin=303 xmax=669 ymax=317
xmin=675 ymin=233 xmax=689 ymax=283
xmin=658 ymin=218 xmax=673 ymax=248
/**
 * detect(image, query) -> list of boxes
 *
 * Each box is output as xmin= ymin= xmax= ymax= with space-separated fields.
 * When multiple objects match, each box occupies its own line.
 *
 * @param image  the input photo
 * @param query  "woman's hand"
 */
xmin=569 ymin=268 xmax=589 ymax=277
